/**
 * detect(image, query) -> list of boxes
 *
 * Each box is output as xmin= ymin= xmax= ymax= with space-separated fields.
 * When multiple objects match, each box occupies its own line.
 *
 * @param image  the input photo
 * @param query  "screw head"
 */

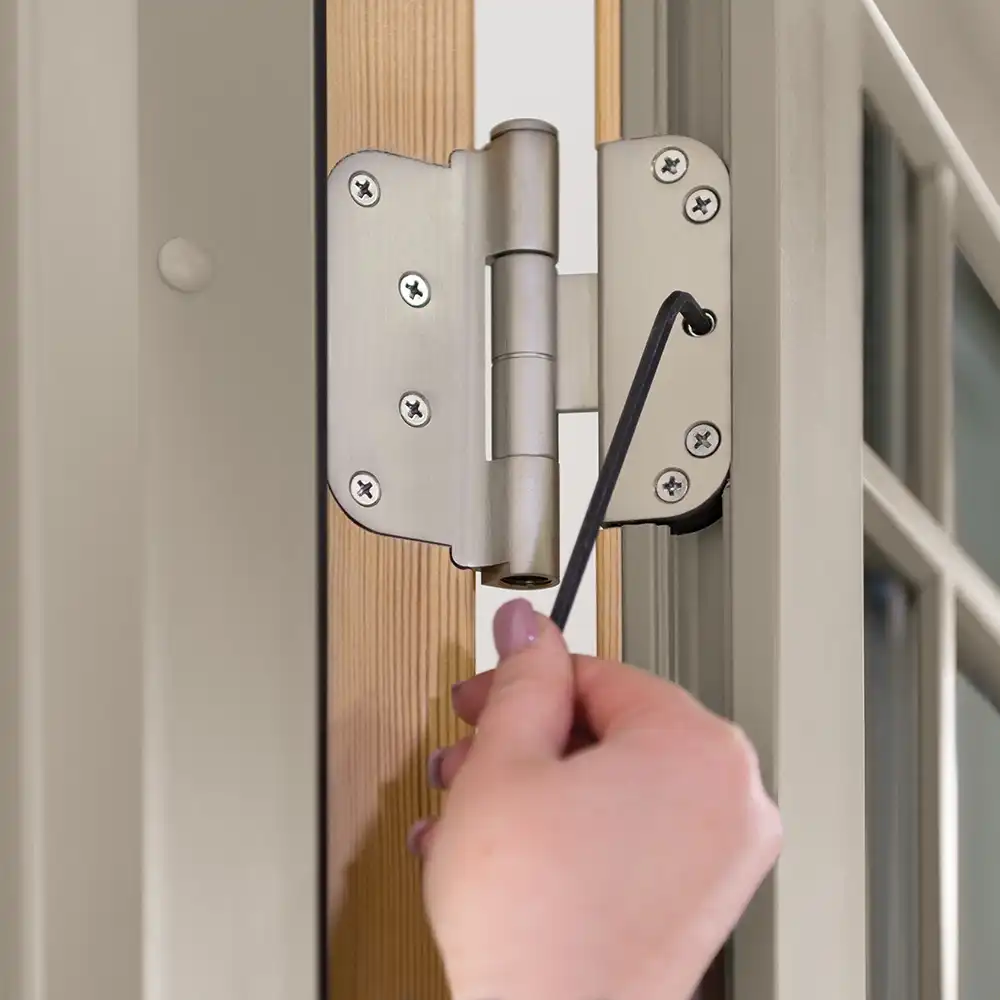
xmin=349 ymin=171 xmax=381 ymax=207
xmin=652 ymin=147 xmax=689 ymax=183
xmin=655 ymin=468 xmax=690 ymax=504
xmin=349 ymin=472 xmax=381 ymax=507
xmin=398 ymin=272 xmax=431 ymax=308
xmin=685 ymin=422 xmax=721 ymax=458
xmin=683 ymin=187 xmax=721 ymax=224
xmin=399 ymin=391 xmax=431 ymax=427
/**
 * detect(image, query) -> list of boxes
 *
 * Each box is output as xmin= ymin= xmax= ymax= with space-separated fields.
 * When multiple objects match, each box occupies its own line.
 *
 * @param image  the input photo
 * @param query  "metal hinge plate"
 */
xmin=327 ymin=145 xmax=498 ymax=571
xmin=599 ymin=136 xmax=730 ymax=530
xmin=327 ymin=125 xmax=731 ymax=587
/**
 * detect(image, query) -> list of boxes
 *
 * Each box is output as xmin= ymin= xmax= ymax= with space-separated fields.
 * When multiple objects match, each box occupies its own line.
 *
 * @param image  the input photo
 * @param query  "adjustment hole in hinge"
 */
xmin=500 ymin=574 xmax=554 ymax=590
xmin=683 ymin=308 xmax=716 ymax=337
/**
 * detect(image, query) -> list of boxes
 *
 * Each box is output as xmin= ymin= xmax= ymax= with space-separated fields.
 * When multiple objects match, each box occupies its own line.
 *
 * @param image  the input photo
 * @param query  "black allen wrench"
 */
xmin=550 ymin=291 xmax=713 ymax=632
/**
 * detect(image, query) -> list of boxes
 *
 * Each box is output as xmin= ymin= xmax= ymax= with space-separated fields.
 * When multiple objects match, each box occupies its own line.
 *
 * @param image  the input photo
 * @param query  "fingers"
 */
xmin=452 ymin=675 xmax=599 ymax=753
xmin=428 ymin=735 xmax=474 ymax=790
xmin=406 ymin=816 xmax=436 ymax=858
xmin=408 ymin=738 xmax=470 ymax=863
xmin=453 ymin=644 xmax=707 ymax=748
xmin=450 ymin=670 xmax=494 ymax=727
xmin=572 ymin=653 xmax=715 ymax=741
xmin=469 ymin=607 xmax=576 ymax=766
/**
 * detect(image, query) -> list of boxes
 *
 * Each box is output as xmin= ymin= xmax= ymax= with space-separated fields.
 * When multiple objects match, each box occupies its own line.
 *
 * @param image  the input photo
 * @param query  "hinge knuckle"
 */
xmin=484 ymin=119 xmax=560 ymax=588
xmin=482 ymin=457 xmax=559 ymax=590
xmin=486 ymin=119 xmax=559 ymax=258
xmin=491 ymin=253 xmax=557 ymax=457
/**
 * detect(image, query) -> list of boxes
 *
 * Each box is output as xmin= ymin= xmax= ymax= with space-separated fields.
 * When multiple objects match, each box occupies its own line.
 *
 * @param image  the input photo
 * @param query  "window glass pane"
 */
xmin=862 ymin=101 xmax=918 ymax=485
xmin=957 ymin=671 xmax=1000 ymax=1000
xmin=864 ymin=563 xmax=919 ymax=1000
xmin=953 ymin=252 xmax=1000 ymax=585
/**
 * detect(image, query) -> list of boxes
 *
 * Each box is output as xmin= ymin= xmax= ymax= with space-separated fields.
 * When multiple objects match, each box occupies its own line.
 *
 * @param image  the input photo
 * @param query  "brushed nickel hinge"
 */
xmin=327 ymin=120 xmax=730 ymax=590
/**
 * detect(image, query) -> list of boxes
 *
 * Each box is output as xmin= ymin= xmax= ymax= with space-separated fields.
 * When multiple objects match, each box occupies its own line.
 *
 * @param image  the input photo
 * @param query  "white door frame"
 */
xmin=6 ymin=1 xmax=1000 ymax=998
xmin=2 ymin=1 xmax=321 ymax=998
xmin=727 ymin=2 xmax=869 ymax=997
xmin=618 ymin=8 xmax=869 ymax=998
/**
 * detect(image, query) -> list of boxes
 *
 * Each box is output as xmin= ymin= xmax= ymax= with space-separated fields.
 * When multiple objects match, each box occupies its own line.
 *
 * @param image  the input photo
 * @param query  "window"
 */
xmin=952 ymin=231 xmax=1000 ymax=1000
xmin=864 ymin=561 xmax=920 ymax=999
xmin=863 ymin=102 xmax=918 ymax=487
xmin=861 ymin=7 xmax=1000 ymax=997
xmin=954 ymin=252 xmax=1000 ymax=585
xmin=957 ymin=672 xmax=1000 ymax=1000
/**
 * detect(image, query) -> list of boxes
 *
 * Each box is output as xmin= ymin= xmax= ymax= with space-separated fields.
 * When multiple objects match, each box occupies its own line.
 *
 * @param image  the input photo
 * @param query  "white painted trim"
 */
xmin=728 ymin=1 xmax=868 ymax=997
xmin=865 ymin=446 xmax=1000 ymax=707
xmin=6 ymin=0 xmax=144 ymax=994
xmin=473 ymin=0 xmax=599 ymax=666
xmin=862 ymin=0 xmax=1000 ymax=309
xmin=912 ymin=165 xmax=958 ymax=528
xmin=616 ymin=4 xmax=869 ymax=996
xmin=0 ymin=1 xmax=21 ymax=996
xmin=618 ymin=1 xmax=731 ymax=724
xmin=918 ymin=578 xmax=960 ymax=1000
xmin=2 ymin=0 xmax=322 ymax=997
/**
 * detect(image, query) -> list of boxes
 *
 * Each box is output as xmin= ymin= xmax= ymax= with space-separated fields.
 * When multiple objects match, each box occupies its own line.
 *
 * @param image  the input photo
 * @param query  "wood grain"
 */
xmin=326 ymin=3 xmax=474 ymax=998
xmin=596 ymin=527 xmax=623 ymax=660
xmin=596 ymin=0 xmax=621 ymax=146
xmin=596 ymin=0 xmax=623 ymax=662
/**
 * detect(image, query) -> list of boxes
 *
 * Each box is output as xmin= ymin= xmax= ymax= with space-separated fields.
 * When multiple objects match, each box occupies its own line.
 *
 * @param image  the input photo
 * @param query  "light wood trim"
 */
xmin=596 ymin=527 xmax=623 ymax=659
xmin=326 ymin=3 xmax=475 ymax=998
xmin=596 ymin=0 xmax=623 ymax=661
xmin=596 ymin=0 xmax=622 ymax=146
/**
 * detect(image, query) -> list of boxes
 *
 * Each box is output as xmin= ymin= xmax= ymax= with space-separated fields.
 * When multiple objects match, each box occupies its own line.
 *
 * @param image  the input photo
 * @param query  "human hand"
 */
xmin=410 ymin=599 xmax=782 ymax=1000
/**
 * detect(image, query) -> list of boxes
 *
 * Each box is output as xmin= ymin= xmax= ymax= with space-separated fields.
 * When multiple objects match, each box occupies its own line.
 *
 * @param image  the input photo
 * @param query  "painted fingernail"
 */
xmin=450 ymin=680 xmax=467 ymax=713
xmin=493 ymin=598 xmax=538 ymax=659
xmin=427 ymin=748 xmax=445 ymax=790
xmin=406 ymin=818 xmax=432 ymax=857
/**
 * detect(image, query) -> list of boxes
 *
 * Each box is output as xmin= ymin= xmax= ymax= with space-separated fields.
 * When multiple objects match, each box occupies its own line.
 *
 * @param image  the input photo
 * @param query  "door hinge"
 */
xmin=327 ymin=119 xmax=730 ymax=590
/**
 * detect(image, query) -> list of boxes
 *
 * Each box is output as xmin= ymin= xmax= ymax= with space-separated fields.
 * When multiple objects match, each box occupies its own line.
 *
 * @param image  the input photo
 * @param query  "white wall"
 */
xmin=876 ymin=0 xmax=1000 ymax=208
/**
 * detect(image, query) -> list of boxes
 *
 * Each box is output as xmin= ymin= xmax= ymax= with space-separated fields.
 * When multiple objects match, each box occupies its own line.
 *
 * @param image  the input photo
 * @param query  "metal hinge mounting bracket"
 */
xmin=327 ymin=120 xmax=730 ymax=589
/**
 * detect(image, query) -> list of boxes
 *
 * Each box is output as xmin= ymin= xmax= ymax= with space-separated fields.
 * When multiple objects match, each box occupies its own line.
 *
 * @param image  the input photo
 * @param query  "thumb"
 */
xmin=470 ymin=600 xmax=575 ymax=766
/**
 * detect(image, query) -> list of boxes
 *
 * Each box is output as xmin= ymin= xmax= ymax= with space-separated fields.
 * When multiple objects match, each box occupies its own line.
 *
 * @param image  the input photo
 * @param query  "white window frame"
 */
xmin=861 ymin=4 xmax=1000 ymax=1000
xmin=617 ymin=3 xmax=868 ymax=1000
xmin=616 ymin=3 xmax=1000 ymax=1000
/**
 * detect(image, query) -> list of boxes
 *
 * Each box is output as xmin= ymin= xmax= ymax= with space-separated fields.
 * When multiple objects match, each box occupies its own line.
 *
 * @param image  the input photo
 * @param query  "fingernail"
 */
xmin=406 ymin=818 xmax=432 ymax=857
xmin=450 ymin=680 xmax=467 ymax=713
xmin=493 ymin=598 xmax=538 ymax=659
xmin=427 ymin=748 xmax=445 ymax=790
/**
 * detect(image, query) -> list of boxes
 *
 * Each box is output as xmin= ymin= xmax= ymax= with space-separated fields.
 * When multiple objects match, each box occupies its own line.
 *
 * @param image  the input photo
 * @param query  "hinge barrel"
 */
xmin=485 ymin=119 xmax=559 ymax=257
xmin=482 ymin=121 xmax=560 ymax=587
